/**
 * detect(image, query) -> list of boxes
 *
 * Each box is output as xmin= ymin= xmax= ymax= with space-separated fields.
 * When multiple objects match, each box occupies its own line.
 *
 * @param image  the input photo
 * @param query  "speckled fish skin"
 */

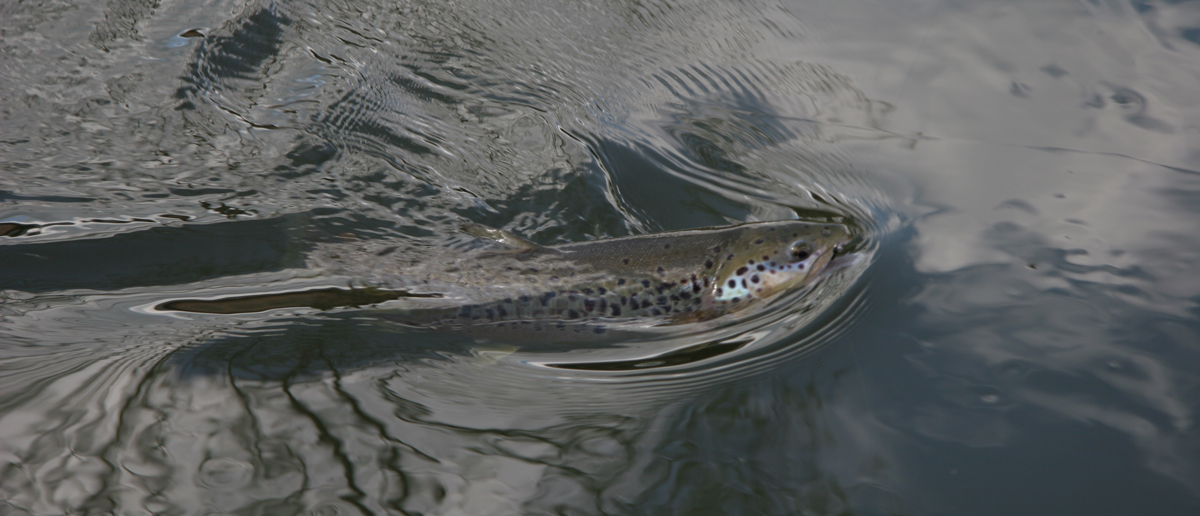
xmin=383 ymin=220 xmax=852 ymax=330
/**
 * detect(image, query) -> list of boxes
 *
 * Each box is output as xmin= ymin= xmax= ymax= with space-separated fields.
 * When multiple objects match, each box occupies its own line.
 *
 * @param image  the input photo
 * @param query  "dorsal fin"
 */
xmin=462 ymin=222 xmax=541 ymax=252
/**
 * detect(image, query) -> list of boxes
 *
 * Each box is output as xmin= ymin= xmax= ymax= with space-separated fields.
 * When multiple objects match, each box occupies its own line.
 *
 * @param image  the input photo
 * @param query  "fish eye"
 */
xmin=789 ymin=242 xmax=811 ymax=262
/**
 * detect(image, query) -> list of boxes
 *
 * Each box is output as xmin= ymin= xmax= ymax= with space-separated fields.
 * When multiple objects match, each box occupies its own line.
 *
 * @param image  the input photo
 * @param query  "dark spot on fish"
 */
xmin=731 ymin=297 xmax=741 ymax=303
xmin=754 ymin=238 xmax=764 ymax=244
xmin=728 ymin=279 xmax=736 ymax=288
xmin=641 ymin=299 xmax=652 ymax=309
xmin=506 ymin=266 xmax=514 ymax=271
xmin=518 ymin=295 xmax=531 ymax=303
xmin=610 ymin=305 xmax=621 ymax=316
xmin=680 ymin=292 xmax=691 ymax=300
xmin=623 ymin=258 xmax=630 ymax=265
xmin=757 ymin=264 xmax=765 ymax=271
xmin=703 ymin=277 xmax=711 ymax=287
xmin=749 ymin=260 xmax=755 ymax=265
xmin=641 ymin=279 xmax=651 ymax=288
xmin=528 ymin=267 xmax=539 ymax=273
xmin=567 ymin=309 xmax=579 ymax=319
xmin=581 ymin=288 xmax=593 ymax=295
xmin=716 ymin=287 xmax=723 ymax=296
xmin=736 ymin=266 xmax=748 ymax=276
xmin=621 ymin=296 xmax=628 ymax=305
xmin=741 ymin=279 xmax=747 ymax=288
xmin=756 ymin=288 xmax=762 ymax=293
xmin=650 ymin=308 xmax=662 ymax=316
xmin=550 ymin=275 xmax=559 ymax=281
xmin=656 ymin=296 xmax=669 ymax=306
xmin=593 ymin=327 xmax=607 ymax=334
xmin=657 ymin=267 xmax=665 ymax=275
xmin=597 ymin=287 xmax=607 ymax=295
xmin=485 ymin=309 xmax=495 ymax=320
xmin=584 ymin=299 xmax=596 ymax=312
xmin=664 ymin=244 xmax=671 ymax=249
xmin=768 ymin=227 xmax=775 ymax=232
xmin=670 ymin=294 xmax=680 ymax=302
xmin=798 ymin=264 xmax=805 ymax=270
xmin=727 ymin=254 xmax=734 ymax=260
xmin=713 ymin=246 xmax=721 ymax=253
xmin=540 ymin=291 xmax=557 ymax=305
xmin=792 ymin=233 xmax=798 ymax=237
xmin=751 ymin=275 xmax=759 ymax=283
xmin=705 ymin=259 xmax=714 ymax=269
xmin=617 ymin=278 xmax=626 ymax=286
xmin=568 ymin=294 xmax=578 ymax=302
xmin=762 ymin=255 xmax=769 ymax=261
xmin=496 ymin=306 xmax=507 ymax=317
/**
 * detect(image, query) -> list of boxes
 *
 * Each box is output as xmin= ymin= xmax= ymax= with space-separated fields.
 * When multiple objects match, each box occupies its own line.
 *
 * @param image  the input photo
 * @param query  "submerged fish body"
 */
xmin=362 ymin=220 xmax=855 ymax=332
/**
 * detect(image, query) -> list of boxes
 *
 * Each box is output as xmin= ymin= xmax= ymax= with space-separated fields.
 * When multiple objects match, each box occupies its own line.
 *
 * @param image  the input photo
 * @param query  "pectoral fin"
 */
xmin=462 ymin=222 xmax=541 ymax=252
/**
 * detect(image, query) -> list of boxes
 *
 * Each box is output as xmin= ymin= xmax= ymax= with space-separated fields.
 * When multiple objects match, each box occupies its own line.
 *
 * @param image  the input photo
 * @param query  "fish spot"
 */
xmin=584 ymin=299 xmax=596 ymax=312
xmin=623 ymin=258 xmax=630 ymax=265
xmin=692 ymin=282 xmax=701 ymax=293
xmin=768 ymin=227 xmax=775 ymax=232
xmin=656 ymin=296 xmax=669 ymax=306
xmin=736 ymin=266 xmax=748 ymax=275
xmin=727 ymin=254 xmax=734 ymax=260
xmin=581 ymin=288 xmax=594 ymax=295
xmin=568 ymin=294 xmax=578 ymax=302
xmin=621 ymin=296 xmax=628 ymax=305
xmin=611 ymin=305 xmax=621 ymax=316
xmin=751 ymin=275 xmax=759 ymax=283
xmin=496 ymin=306 xmax=508 ymax=317
xmin=762 ymin=255 xmax=769 ymax=261
xmin=540 ymin=291 xmax=557 ymax=305
xmin=518 ymin=295 xmax=531 ymax=303
xmin=713 ymin=246 xmax=721 ymax=253
xmin=664 ymin=244 xmax=671 ymax=249
xmin=757 ymin=264 xmax=765 ymax=271
xmin=727 ymin=279 xmax=736 ymax=288
xmin=754 ymin=238 xmax=764 ymax=244
xmin=716 ymin=287 xmax=724 ymax=296
xmin=741 ymin=279 xmax=747 ymax=288
xmin=593 ymin=327 xmax=607 ymax=334
xmin=705 ymin=259 xmax=714 ymax=269
xmin=567 ymin=309 xmax=579 ymax=319
xmin=485 ymin=309 xmax=495 ymax=320
xmin=748 ymin=260 xmax=755 ymax=265
xmin=798 ymin=264 xmax=805 ymax=270
xmin=731 ymin=297 xmax=741 ymax=303
xmin=756 ymin=288 xmax=763 ymax=293
xmin=597 ymin=287 xmax=607 ymax=295
xmin=641 ymin=299 xmax=652 ymax=309
xmin=670 ymin=294 xmax=680 ymax=301
xmin=641 ymin=279 xmax=651 ymax=288
xmin=656 ymin=267 xmax=665 ymax=275
xmin=617 ymin=278 xmax=626 ymax=285
xmin=650 ymin=308 xmax=662 ymax=316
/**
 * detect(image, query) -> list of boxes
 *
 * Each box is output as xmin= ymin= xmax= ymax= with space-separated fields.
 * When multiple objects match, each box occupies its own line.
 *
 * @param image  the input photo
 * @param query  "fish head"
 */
xmin=709 ymin=221 xmax=852 ymax=306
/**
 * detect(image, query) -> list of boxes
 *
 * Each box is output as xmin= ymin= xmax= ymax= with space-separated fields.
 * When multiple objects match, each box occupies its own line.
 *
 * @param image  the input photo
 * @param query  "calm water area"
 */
xmin=2 ymin=0 xmax=1200 ymax=514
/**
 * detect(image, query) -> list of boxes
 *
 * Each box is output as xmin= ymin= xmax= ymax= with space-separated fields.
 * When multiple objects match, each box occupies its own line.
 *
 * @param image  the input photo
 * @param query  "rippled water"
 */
xmin=3 ymin=0 xmax=1200 ymax=513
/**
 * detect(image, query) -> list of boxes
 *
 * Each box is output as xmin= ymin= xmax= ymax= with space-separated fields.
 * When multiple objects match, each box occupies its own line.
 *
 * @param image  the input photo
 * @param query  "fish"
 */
xmin=161 ymin=220 xmax=857 ymax=340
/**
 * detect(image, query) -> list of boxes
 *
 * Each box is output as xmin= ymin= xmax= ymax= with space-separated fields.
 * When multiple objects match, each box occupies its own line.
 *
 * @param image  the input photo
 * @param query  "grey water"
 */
xmin=2 ymin=0 xmax=1199 ymax=514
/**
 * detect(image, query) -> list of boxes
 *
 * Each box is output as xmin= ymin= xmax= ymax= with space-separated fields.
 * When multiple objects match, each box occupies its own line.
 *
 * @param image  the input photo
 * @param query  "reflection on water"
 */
xmin=2 ymin=0 xmax=1200 ymax=513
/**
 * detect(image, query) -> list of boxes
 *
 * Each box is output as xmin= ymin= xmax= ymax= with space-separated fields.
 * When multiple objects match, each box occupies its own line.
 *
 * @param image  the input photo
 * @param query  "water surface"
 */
xmin=2 ymin=0 xmax=1199 ymax=514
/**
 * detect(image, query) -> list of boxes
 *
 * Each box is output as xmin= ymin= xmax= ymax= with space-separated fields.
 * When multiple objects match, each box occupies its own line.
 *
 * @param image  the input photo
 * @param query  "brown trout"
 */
xmin=162 ymin=220 xmax=857 ymax=340
xmin=338 ymin=220 xmax=856 ymax=332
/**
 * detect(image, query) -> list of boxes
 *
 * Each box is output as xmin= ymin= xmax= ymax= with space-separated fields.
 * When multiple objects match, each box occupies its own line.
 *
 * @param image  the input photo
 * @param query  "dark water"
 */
xmin=2 ymin=0 xmax=1199 ymax=513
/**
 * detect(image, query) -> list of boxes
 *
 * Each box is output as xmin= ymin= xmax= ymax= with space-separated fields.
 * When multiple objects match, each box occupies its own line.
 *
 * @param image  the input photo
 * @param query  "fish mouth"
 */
xmin=822 ymin=243 xmax=861 ymax=274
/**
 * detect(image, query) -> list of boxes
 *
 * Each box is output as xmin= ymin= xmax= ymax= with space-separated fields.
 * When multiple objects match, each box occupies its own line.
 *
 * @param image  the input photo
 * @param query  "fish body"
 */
xmin=365 ymin=220 xmax=854 ymax=331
